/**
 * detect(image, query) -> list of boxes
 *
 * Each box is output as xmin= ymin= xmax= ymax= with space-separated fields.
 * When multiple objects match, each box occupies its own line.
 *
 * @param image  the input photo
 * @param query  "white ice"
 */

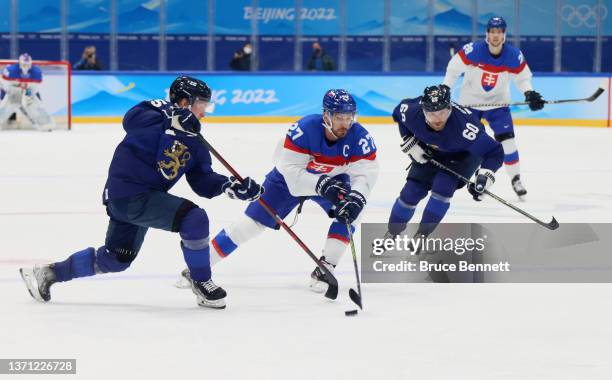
xmin=1 ymin=123 xmax=612 ymax=379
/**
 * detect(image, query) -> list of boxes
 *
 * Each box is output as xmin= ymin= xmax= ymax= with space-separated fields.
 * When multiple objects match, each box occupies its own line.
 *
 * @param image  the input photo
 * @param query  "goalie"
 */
xmin=0 ymin=53 xmax=55 ymax=132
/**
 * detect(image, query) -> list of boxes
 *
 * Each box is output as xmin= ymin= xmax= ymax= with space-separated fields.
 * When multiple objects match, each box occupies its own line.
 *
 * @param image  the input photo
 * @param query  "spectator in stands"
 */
xmin=229 ymin=43 xmax=252 ymax=71
xmin=307 ymin=42 xmax=336 ymax=71
xmin=74 ymin=46 xmax=103 ymax=71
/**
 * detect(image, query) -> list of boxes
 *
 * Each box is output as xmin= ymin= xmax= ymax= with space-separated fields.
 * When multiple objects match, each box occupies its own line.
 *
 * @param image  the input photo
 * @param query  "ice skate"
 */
xmin=511 ymin=174 xmax=527 ymax=200
xmin=174 ymin=268 xmax=191 ymax=289
xmin=19 ymin=264 xmax=57 ymax=302
xmin=309 ymin=257 xmax=335 ymax=293
xmin=189 ymin=275 xmax=227 ymax=309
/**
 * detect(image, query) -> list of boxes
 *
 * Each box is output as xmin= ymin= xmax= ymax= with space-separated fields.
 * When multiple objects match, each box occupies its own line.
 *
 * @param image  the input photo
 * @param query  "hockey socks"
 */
xmin=387 ymin=197 xmax=417 ymax=235
xmin=421 ymin=193 xmax=451 ymax=225
xmin=210 ymin=216 xmax=266 ymax=264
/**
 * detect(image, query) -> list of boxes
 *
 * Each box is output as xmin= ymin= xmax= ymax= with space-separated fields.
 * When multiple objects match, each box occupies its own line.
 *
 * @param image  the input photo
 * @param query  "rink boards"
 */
xmin=69 ymin=73 xmax=612 ymax=127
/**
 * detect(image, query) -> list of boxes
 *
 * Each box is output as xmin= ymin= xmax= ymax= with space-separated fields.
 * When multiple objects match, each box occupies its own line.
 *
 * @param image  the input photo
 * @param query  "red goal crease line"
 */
xmin=72 ymin=116 xmax=611 ymax=128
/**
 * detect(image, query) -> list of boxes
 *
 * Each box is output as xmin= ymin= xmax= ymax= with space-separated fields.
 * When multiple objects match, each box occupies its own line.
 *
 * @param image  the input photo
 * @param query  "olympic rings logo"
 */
xmin=561 ymin=4 xmax=607 ymax=28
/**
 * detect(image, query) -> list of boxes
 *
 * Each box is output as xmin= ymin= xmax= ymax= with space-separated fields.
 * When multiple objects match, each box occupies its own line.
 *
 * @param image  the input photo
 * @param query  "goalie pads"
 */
xmin=20 ymin=93 xmax=55 ymax=132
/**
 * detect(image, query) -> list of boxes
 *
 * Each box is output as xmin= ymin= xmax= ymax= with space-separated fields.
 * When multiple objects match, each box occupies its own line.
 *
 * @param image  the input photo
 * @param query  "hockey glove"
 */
xmin=467 ymin=169 xmax=495 ymax=201
xmin=316 ymin=175 xmax=350 ymax=205
xmin=171 ymin=107 xmax=201 ymax=134
xmin=334 ymin=190 xmax=366 ymax=225
xmin=400 ymin=135 xmax=430 ymax=164
xmin=524 ymin=90 xmax=545 ymax=111
xmin=222 ymin=176 xmax=264 ymax=202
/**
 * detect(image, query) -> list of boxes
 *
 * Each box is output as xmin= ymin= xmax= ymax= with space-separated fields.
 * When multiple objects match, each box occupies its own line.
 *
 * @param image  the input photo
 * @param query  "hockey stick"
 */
xmin=346 ymin=222 xmax=363 ymax=311
xmin=197 ymin=134 xmax=339 ymax=300
xmin=462 ymin=86 xmax=606 ymax=109
xmin=429 ymin=158 xmax=559 ymax=231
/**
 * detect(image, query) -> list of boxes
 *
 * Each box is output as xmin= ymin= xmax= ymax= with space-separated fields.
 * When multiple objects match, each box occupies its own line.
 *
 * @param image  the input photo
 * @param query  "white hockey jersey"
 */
xmin=443 ymin=40 xmax=533 ymax=110
xmin=272 ymin=114 xmax=379 ymax=198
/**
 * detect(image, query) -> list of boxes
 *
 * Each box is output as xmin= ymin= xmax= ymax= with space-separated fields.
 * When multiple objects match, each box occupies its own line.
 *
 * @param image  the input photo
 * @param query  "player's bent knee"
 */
xmin=95 ymin=246 xmax=137 ymax=273
xmin=172 ymin=200 xmax=199 ymax=232
xmin=178 ymin=206 xmax=209 ymax=242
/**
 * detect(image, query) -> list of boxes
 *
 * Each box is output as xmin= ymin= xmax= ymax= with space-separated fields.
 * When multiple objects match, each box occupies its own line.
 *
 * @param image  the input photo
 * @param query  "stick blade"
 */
xmin=324 ymin=278 xmax=339 ymax=300
xmin=546 ymin=217 xmax=560 ymax=230
xmin=349 ymin=288 xmax=362 ymax=309
xmin=587 ymin=87 xmax=605 ymax=102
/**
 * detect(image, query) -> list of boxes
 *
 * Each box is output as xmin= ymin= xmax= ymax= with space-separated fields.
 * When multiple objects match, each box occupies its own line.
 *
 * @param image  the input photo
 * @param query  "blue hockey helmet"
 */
xmin=486 ymin=16 xmax=507 ymax=32
xmin=421 ymin=85 xmax=451 ymax=112
xmin=322 ymin=89 xmax=357 ymax=114
xmin=169 ymin=76 xmax=212 ymax=105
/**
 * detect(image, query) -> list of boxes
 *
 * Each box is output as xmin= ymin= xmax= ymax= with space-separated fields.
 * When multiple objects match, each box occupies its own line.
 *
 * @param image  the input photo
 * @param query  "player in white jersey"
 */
xmin=176 ymin=89 xmax=379 ymax=293
xmin=0 ymin=53 xmax=55 ymax=132
xmin=443 ymin=16 xmax=546 ymax=199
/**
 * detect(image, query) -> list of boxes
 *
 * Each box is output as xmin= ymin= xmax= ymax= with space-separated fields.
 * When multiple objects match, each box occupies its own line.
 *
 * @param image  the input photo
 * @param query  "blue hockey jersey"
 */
xmin=392 ymin=98 xmax=504 ymax=172
xmin=103 ymin=100 xmax=228 ymax=202
xmin=1 ymin=63 xmax=42 ymax=83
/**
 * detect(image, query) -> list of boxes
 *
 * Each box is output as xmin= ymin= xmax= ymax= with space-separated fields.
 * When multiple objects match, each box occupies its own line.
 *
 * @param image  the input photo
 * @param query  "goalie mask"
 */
xmin=18 ymin=53 xmax=33 ymax=75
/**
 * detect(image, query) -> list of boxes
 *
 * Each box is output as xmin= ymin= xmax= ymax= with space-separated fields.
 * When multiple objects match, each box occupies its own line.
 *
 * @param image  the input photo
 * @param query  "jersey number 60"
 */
xmin=462 ymin=123 xmax=479 ymax=141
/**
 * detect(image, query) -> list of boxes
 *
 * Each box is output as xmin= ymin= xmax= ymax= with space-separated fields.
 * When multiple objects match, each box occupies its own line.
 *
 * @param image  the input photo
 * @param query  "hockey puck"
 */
xmin=345 ymin=310 xmax=358 ymax=316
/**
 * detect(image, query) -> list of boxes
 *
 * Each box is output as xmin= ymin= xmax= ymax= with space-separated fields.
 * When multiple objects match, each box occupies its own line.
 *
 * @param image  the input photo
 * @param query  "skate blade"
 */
xmin=196 ymin=297 xmax=226 ymax=309
xmin=19 ymin=268 xmax=45 ymax=302
xmin=309 ymin=278 xmax=329 ymax=294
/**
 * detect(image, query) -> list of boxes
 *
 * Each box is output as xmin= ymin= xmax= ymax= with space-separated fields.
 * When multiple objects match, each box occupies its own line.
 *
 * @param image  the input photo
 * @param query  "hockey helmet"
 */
xmin=169 ymin=76 xmax=212 ymax=105
xmin=323 ymin=89 xmax=357 ymax=114
xmin=421 ymin=85 xmax=451 ymax=112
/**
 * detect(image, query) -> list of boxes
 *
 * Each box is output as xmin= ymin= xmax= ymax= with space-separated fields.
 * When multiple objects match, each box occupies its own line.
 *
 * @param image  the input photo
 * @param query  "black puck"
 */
xmin=345 ymin=309 xmax=358 ymax=316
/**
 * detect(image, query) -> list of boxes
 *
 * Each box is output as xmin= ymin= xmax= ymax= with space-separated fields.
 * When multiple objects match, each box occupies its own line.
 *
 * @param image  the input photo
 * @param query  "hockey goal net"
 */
xmin=0 ymin=60 xmax=71 ymax=130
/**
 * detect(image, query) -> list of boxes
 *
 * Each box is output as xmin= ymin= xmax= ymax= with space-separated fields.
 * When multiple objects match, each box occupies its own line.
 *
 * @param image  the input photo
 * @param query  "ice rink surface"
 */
xmin=1 ymin=122 xmax=612 ymax=379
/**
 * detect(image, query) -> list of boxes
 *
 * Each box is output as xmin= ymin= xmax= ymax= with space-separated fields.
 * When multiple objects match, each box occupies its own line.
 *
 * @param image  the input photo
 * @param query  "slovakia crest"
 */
xmin=306 ymin=160 xmax=334 ymax=174
xmin=481 ymin=72 xmax=498 ymax=92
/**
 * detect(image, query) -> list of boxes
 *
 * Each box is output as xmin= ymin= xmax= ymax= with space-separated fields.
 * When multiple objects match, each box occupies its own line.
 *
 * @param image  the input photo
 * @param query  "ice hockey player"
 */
xmin=0 ymin=53 xmax=55 ymax=131
xmin=18 ymin=76 xmax=263 ymax=309
xmin=177 ymin=89 xmax=379 ymax=293
xmin=443 ymin=16 xmax=545 ymax=199
xmin=384 ymin=84 xmax=504 ymax=244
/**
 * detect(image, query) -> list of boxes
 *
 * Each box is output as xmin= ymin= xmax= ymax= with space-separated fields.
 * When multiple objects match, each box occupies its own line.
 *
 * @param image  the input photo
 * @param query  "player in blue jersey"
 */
xmin=384 ymin=84 xmax=504 ymax=242
xmin=176 ymin=89 xmax=379 ymax=293
xmin=18 ymin=76 xmax=263 ymax=309
xmin=443 ymin=16 xmax=546 ymax=200
xmin=0 ymin=53 xmax=55 ymax=131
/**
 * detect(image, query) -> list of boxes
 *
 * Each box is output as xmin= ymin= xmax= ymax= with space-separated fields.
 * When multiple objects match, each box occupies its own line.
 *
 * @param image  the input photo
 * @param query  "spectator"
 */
xmin=74 ymin=46 xmax=103 ymax=71
xmin=229 ymin=43 xmax=252 ymax=71
xmin=307 ymin=42 xmax=336 ymax=71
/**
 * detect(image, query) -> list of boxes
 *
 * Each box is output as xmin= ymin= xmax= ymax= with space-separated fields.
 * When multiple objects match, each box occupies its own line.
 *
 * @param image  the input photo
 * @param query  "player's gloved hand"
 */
xmin=24 ymin=88 xmax=33 ymax=97
xmin=400 ymin=135 xmax=430 ymax=164
xmin=222 ymin=176 xmax=264 ymax=202
xmin=467 ymin=169 xmax=495 ymax=201
xmin=334 ymin=190 xmax=366 ymax=225
xmin=316 ymin=175 xmax=350 ymax=205
xmin=524 ymin=90 xmax=545 ymax=111
xmin=171 ymin=107 xmax=201 ymax=134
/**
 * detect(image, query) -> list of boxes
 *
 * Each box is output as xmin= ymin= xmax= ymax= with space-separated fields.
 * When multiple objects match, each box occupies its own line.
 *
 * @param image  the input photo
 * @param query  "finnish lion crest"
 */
xmin=157 ymin=140 xmax=191 ymax=180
